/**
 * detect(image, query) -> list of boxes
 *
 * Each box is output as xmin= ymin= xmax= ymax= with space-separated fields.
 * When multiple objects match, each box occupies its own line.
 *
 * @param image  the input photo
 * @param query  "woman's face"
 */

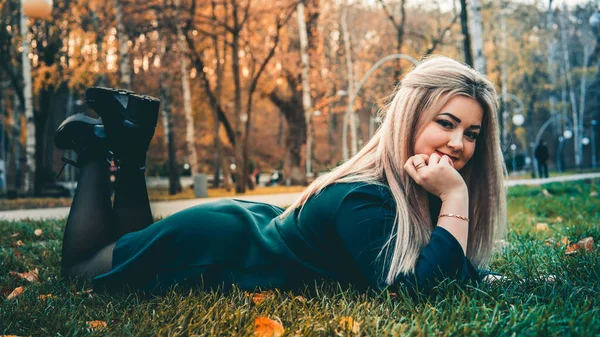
xmin=413 ymin=95 xmax=484 ymax=171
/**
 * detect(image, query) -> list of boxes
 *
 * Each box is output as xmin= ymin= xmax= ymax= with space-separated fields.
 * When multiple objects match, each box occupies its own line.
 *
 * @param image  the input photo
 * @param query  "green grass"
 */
xmin=1 ymin=180 xmax=599 ymax=336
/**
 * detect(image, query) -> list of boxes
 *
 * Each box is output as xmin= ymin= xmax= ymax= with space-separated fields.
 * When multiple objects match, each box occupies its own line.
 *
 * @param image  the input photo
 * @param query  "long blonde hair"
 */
xmin=280 ymin=56 xmax=507 ymax=285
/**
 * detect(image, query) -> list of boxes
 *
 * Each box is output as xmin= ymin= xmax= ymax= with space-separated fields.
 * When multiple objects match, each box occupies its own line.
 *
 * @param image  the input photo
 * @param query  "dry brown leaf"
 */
xmin=565 ymin=237 xmax=595 ymax=255
xmin=87 ymin=320 xmax=107 ymax=330
xmin=9 ymin=268 xmax=39 ymax=283
xmin=337 ymin=316 xmax=361 ymax=335
xmin=254 ymin=317 xmax=284 ymax=337
xmin=38 ymin=294 xmax=57 ymax=300
xmin=536 ymin=223 xmax=550 ymax=232
xmin=13 ymin=240 xmax=25 ymax=247
xmin=579 ymin=237 xmax=594 ymax=251
xmin=389 ymin=292 xmax=398 ymax=299
xmin=34 ymin=229 xmax=43 ymax=236
xmin=542 ymin=189 xmax=552 ymax=197
xmin=553 ymin=216 xmax=563 ymax=222
xmin=544 ymin=238 xmax=556 ymax=247
xmin=561 ymin=237 xmax=569 ymax=246
xmin=9 ymin=233 xmax=20 ymax=238
xmin=7 ymin=286 xmax=24 ymax=299
xmin=14 ymin=251 xmax=22 ymax=259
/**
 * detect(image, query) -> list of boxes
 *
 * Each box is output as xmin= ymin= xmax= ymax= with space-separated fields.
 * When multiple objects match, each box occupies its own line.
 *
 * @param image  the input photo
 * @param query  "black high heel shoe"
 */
xmin=85 ymin=87 xmax=160 ymax=170
xmin=54 ymin=113 xmax=109 ymax=177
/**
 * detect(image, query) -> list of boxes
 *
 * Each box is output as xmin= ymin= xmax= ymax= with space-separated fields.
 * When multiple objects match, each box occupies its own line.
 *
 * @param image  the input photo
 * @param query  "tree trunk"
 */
xmin=175 ymin=0 xmax=199 ymax=176
xmin=114 ymin=0 xmax=131 ymax=90
xmin=231 ymin=2 xmax=245 ymax=193
xmin=547 ymin=0 xmax=559 ymax=137
xmin=211 ymin=0 xmax=224 ymax=189
xmin=468 ymin=0 xmax=486 ymax=74
xmin=297 ymin=2 xmax=313 ymax=180
xmin=158 ymin=32 xmax=182 ymax=195
xmin=341 ymin=5 xmax=357 ymax=159
xmin=270 ymin=87 xmax=307 ymax=185
xmin=558 ymin=5 xmax=580 ymax=167
xmin=459 ymin=0 xmax=473 ymax=67
xmin=19 ymin=3 xmax=35 ymax=195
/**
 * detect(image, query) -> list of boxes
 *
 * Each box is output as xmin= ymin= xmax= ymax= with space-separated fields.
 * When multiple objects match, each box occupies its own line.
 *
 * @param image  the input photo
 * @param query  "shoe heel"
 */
xmin=127 ymin=94 xmax=161 ymax=128
xmin=85 ymin=87 xmax=134 ymax=107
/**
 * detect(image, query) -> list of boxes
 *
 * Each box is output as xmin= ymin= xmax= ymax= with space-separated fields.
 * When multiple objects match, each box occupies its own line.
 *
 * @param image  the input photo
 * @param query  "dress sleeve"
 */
xmin=333 ymin=183 xmax=480 ymax=292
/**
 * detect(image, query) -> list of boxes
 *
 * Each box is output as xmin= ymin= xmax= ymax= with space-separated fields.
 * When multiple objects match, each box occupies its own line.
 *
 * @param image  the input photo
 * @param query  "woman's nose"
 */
xmin=447 ymin=133 xmax=463 ymax=151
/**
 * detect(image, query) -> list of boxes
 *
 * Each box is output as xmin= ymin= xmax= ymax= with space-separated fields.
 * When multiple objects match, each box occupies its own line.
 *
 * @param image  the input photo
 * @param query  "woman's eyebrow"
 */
xmin=439 ymin=112 xmax=481 ymax=129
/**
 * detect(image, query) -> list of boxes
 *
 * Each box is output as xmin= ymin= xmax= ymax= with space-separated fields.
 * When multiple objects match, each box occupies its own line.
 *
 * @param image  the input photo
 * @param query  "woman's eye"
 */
xmin=465 ymin=132 xmax=479 ymax=140
xmin=436 ymin=120 xmax=453 ymax=128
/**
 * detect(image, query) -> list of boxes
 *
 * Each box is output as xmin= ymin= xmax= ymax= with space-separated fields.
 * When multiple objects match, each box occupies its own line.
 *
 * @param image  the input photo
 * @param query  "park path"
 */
xmin=1 ymin=172 xmax=599 ymax=221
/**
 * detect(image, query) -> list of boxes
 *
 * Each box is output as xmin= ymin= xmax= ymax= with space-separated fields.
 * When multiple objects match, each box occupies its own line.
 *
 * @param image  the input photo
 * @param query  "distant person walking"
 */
xmin=535 ymin=140 xmax=550 ymax=178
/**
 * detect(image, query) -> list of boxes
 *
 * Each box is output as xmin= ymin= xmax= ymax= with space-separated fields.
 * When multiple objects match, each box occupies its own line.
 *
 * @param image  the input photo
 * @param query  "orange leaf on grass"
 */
xmin=7 ymin=286 xmax=24 ymax=299
xmin=254 ymin=317 xmax=284 ymax=337
xmin=9 ymin=233 xmax=20 ymax=238
xmin=561 ymin=236 xmax=569 ymax=246
xmin=34 ymin=229 xmax=43 ymax=236
xmin=13 ymin=240 xmax=25 ymax=247
xmin=338 ymin=316 xmax=361 ymax=334
xmin=87 ymin=320 xmax=107 ymax=330
xmin=9 ymin=268 xmax=39 ymax=283
xmin=565 ymin=237 xmax=595 ymax=255
xmin=245 ymin=290 xmax=274 ymax=305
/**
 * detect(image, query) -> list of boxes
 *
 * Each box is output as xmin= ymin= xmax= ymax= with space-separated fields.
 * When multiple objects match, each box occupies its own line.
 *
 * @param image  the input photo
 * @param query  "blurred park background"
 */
xmin=1 ymin=0 xmax=600 ymax=201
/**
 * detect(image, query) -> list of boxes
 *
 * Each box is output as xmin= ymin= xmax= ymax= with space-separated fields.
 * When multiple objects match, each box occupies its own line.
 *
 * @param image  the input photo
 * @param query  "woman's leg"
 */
xmin=113 ymin=166 xmax=154 ymax=236
xmin=61 ymin=157 xmax=116 ymax=279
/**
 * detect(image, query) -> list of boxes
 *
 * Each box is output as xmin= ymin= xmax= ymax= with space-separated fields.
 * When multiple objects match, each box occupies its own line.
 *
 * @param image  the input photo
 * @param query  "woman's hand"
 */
xmin=404 ymin=153 xmax=468 ymax=201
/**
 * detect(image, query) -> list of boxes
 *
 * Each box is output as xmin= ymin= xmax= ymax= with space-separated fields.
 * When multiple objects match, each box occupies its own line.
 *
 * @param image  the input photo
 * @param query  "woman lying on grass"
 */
xmin=55 ymin=56 xmax=506 ymax=294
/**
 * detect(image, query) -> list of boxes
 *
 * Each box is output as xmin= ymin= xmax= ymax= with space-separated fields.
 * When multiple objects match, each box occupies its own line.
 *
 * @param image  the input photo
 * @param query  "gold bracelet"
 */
xmin=438 ymin=213 xmax=469 ymax=222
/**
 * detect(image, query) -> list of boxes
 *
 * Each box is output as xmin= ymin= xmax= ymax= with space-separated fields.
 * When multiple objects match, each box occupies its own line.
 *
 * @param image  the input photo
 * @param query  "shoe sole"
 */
xmin=85 ymin=87 xmax=160 ymax=129
xmin=54 ymin=114 xmax=102 ymax=150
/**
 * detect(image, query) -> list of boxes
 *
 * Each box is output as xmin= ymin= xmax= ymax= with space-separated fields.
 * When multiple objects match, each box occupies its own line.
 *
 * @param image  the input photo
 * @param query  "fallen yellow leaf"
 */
xmin=561 ymin=237 xmax=569 ymax=246
xmin=536 ymin=223 xmax=550 ymax=231
xmin=87 ymin=320 xmax=107 ymax=330
xmin=9 ymin=268 xmax=39 ymax=283
xmin=544 ymin=238 xmax=556 ymax=247
xmin=9 ymin=233 xmax=20 ymax=238
xmin=542 ymin=189 xmax=552 ymax=197
xmin=7 ymin=286 xmax=24 ymax=299
xmin=34 ymin=229 xmax=43 ymax=236
xmin=38 ymin=294 xmax=57 ymax=300
xmin=13 ymin=240 xmax=25 ymax=247
xmin=337 ymin=316 xmax=361 ymax=334
xmin=254 ymin=317 xmax=284 ymax=337
xmin=553 ymin=216 xmax=563 ymax=222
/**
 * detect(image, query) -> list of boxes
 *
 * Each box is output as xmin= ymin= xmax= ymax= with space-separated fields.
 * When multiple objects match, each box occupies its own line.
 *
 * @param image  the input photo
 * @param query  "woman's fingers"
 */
xmin=428 ymin=153 xmax=441 ymax=165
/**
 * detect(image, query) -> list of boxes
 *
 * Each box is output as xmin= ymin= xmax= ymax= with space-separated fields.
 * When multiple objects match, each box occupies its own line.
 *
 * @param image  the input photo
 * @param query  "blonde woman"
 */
xmin=56 ymin=56 xmax=506 ymax=293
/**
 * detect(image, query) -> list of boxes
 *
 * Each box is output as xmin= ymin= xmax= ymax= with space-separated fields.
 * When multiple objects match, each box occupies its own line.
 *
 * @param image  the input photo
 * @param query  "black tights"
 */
xmin=61 ymin=157 xmax=154 ymax=280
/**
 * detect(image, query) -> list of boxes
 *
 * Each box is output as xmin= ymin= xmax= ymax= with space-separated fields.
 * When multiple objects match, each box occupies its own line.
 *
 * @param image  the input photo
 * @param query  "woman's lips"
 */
xmin=436 ymin=151 xmax=458 ymax=162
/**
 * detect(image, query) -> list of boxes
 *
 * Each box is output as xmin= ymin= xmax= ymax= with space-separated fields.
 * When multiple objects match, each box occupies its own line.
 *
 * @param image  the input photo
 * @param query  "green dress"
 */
xmin=93 ymin=182 xmax=480 ymax=293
